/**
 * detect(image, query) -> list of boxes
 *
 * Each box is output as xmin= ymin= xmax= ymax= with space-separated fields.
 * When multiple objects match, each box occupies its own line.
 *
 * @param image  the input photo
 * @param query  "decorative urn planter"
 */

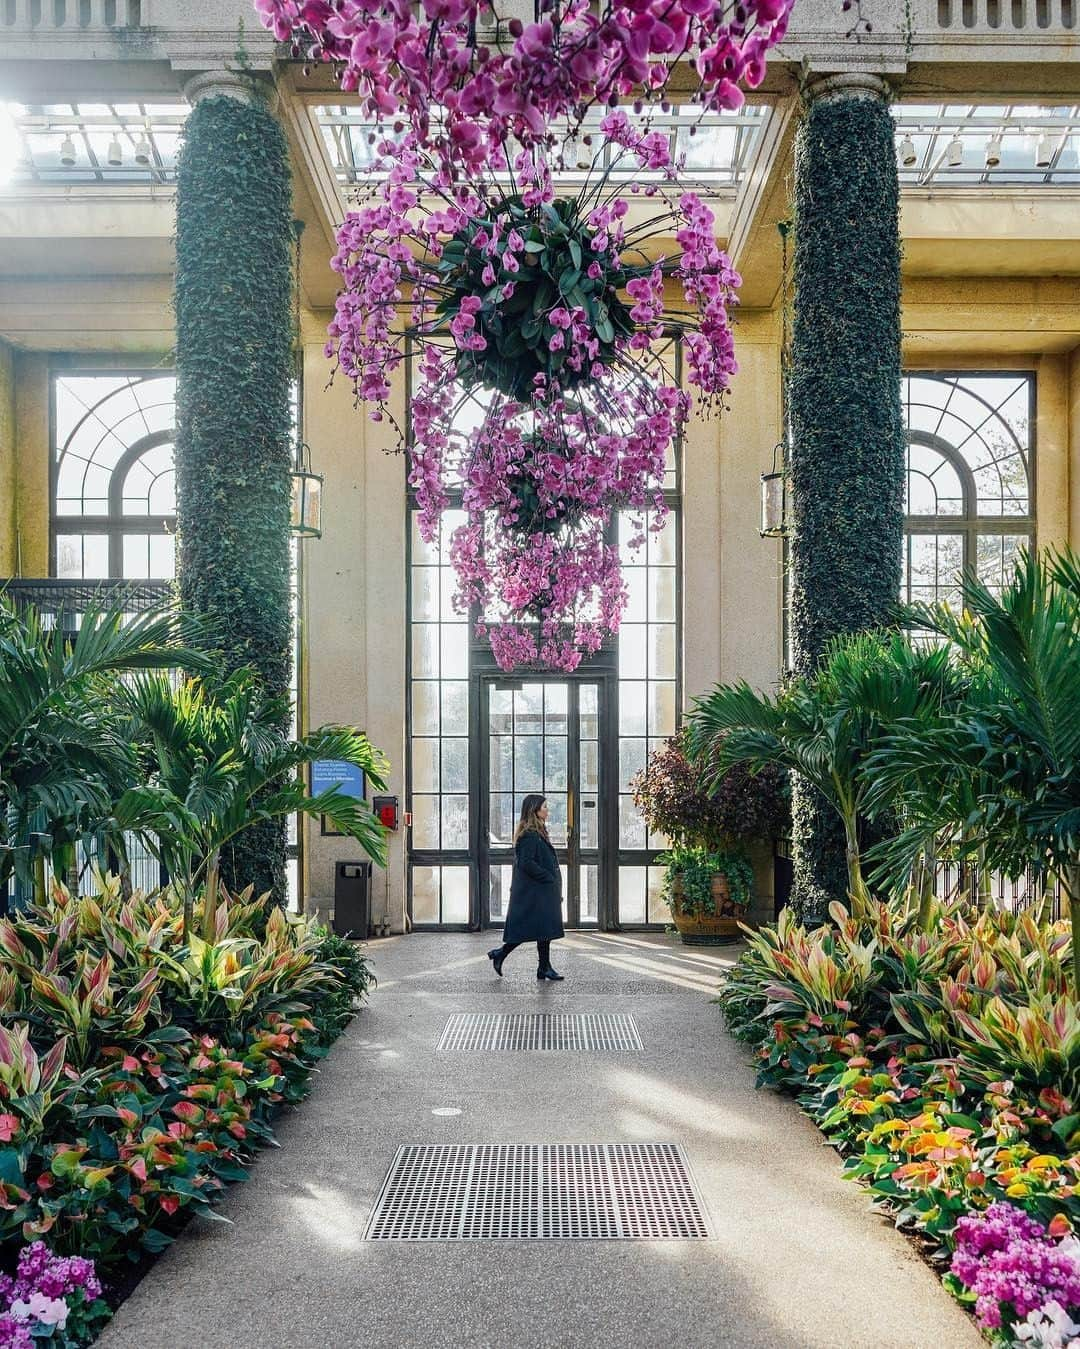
xmin=669 ymin=871 xmax=750 ymax=945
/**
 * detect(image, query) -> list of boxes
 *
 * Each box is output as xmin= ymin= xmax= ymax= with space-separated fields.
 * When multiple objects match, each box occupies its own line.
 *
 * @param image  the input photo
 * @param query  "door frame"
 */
xmin=472 ymin=671 xmax=619 ymax=931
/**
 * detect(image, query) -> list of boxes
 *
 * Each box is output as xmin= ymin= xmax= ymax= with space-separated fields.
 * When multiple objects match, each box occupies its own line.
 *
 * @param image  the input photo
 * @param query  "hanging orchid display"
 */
xmin=326 ymin=111 xmax=740 ymax=670
xmin=254 ymin=0 xmax=794 ymax=180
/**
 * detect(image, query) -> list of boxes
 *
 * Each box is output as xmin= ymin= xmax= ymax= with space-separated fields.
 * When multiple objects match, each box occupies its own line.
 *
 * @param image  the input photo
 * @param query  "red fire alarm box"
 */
xmin=372 ymin=795 xmax=399 ymax=831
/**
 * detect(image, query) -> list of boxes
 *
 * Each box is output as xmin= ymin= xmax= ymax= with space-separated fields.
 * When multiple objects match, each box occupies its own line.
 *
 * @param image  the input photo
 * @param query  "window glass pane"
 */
xmin=441 ymin=738 xmax=468 ymax=793
xmin=619 ymin=738 xmax=646 ymax=791
xmin=148 ymin=534 xmax=175 ymax=579
xmin=54 ymin=375 xmax=177 ymax=572
xmin=411 ymin=866 xmax=439 ymax=923
xmin=441 ymin=867 xmax=469 ymax=924
xmin=489 ymin=793 xmax=515 ymax=846
xmin=649 ymin=682 xmax=677 ymax=737
xmin=544 ymin=737 xmax=568 ymax=790
xmin=441 ymin=795 xmax=469 ymax=850
xmin=412 ymin=567 xmax=439 ymax=620
xmin=619 ymin=681 xmax=647 ymax=736
xmin=620 ymin=794 xmax=647 ymax=849
xmin=123 ymin=534 xmax=150 ymax=579
xmin=412 ymin=738 xmax=439 ymax=792
xmin=412 ymin=681 xmax=440 ymax=736
xmin=649 ymin=568 xmax=676 ymax=623
xmin=412 ymin=624 xmax=439 ymax=678
xmin=514 ymin=736 xmax=544 ymax=791
xmin=902 ymin=373 xmax=1033 ymax=613
xmin=488 ymin=690 xmax=512 ymax=737
xmin=490 ymin=735 xmax=514 ymax=792
xmin=647 ymin=866 xmax=671 ymax=925
xmin=442 ymin=681 xmax=468 ymax=734
xmin=489 ymin=864 xmax=513 ymax=922
xmin=441 ymin=625 xmax=468 ymax=678
xmin=411 ymin=795 xmax=440 ymax=849
xmin=619 ymin=866 xmax=646 ymax=923
xmin=580 ymin=865 xmax=599 ymax=925
xmin=649 ymin=625 xmax=676 ymax=679
xmin=56 ymin=534 xmax=84 ymax=578
xmin=619 ymin=625 xmax=647 ymax=679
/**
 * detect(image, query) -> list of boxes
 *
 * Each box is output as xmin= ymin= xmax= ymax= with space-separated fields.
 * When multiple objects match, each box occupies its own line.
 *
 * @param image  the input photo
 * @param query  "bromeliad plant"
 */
xmin=255 ymin=0 xmax=793 ymax=183
xmin=332 ymin=117 xmax=739 ymax=668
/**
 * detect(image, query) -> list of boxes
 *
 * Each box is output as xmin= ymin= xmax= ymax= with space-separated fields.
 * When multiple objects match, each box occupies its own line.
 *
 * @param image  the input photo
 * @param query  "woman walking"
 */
xmin=488 ymin=794 xmax=565 ymax=981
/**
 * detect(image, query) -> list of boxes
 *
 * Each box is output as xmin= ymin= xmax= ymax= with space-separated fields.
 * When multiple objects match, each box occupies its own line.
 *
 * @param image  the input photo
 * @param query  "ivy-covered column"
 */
xmin=788 ymin=74 xmax=905 ymax=920
xmin=175 ymin=72 xmax=294 ymax=902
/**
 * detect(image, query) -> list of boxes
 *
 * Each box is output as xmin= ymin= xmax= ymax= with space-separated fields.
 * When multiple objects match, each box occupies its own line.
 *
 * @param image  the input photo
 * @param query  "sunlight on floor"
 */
xmin=289 ymin=1182 xmax=369 ymax=1252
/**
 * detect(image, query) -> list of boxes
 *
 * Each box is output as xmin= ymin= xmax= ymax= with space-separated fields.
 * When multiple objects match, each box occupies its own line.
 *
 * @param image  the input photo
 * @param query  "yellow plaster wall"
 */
xmin=13 ymin=353 xmax=50 ymax=577
xmin=299 ymin=332 xmax=408 ymax=929
xmin=1070 ymin=347 xmax=1080 ymax=549
xmin=0 ymin=341 xmax=14 ymax=575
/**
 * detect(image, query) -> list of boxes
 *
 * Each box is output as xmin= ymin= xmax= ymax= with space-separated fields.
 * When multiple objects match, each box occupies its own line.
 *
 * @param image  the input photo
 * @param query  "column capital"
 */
xmin=804 ymin=73 xmax=892 ymax=106
xmin=182 ymin=70 xmax=271 ymax=108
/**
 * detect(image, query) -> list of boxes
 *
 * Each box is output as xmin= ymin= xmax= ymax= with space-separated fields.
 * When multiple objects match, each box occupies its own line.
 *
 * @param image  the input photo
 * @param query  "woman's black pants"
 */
xmin=496 ymin=939 xmax=552 ymax=970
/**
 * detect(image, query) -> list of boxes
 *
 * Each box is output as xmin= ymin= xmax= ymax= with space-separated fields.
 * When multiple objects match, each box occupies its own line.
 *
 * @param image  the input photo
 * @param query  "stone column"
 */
xmin=787 ymin=73 xmax=904 ymax=919
xmin=174 ymin=70 xmax=294 ymax=902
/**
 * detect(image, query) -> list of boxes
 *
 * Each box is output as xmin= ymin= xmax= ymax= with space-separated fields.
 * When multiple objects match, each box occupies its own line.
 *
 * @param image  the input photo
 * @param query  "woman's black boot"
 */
xmin=488 ymin=947 xmax=506 ymax=977
xmin=537 ymin=966 xmax=564 ymax=981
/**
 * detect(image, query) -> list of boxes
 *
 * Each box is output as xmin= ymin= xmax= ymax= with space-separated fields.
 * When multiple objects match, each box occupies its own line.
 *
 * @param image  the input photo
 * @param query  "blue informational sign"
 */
xmin=310 ymin=759 xmax=366 ymax=801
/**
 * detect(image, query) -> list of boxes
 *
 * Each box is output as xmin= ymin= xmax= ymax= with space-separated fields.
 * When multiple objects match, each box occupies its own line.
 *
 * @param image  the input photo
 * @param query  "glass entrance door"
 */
xmin=480 ymin=679 xmax=609 ymax=929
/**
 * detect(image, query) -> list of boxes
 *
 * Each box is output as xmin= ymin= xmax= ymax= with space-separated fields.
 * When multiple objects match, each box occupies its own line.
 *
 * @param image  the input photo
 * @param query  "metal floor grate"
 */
xmin=365 ymin=1143 xmax=710 ymax=1240
xmin=437 ymin=1012 xmax=643 ymax=1052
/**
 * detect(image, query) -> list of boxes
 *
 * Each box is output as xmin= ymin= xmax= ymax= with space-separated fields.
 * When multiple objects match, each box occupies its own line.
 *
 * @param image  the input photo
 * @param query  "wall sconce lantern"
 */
xmin=290 ymin=442 xmax=323 ymax=538
xmin=759 ymin=442 xmax=787 ymax=538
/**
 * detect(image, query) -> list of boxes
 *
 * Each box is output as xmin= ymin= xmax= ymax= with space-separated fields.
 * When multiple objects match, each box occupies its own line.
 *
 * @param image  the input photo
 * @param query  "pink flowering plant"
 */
xmin=0 ymin=1242 xmax=109 ymax=1348
xmin=329 ymin=117 xmax=739 ymax=668
xmin=255 ymin=0 xmax=793 ymax=180
xmin=947 ymin=1203 xmax=1080 ymax=1345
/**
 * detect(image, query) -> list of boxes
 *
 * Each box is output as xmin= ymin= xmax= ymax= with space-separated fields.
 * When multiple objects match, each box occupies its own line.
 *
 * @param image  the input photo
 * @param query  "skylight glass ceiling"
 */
xmin=0 ymin=103 xmax=186 ymax=186
xmin=893 ymin=104 xmax=1080 ymax=186
xmin=314 ymin=103 xmax=769 ymax=193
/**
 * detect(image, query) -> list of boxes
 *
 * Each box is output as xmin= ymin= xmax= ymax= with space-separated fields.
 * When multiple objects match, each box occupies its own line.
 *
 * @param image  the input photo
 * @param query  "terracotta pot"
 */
xmin=669 ymin=872 xmax=749 ymax=945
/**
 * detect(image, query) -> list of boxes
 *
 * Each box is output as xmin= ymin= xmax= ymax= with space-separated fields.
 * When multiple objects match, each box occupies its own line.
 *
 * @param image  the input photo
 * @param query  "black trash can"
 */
xmin=333 ymin=861 xmax=372 ymax=938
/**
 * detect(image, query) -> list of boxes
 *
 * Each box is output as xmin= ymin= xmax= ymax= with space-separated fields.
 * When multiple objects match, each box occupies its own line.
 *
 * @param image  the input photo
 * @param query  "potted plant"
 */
xmin=631 ymin=732 xmax=790 ymax=943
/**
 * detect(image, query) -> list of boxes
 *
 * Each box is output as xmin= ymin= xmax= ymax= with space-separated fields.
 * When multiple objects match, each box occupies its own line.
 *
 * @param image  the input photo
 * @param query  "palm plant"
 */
xmin=686 ymin=632 xmax=958 ymax=921
xmin=0 ymin=597 xmax=208 ymax=906
xmin=871 ymin=548 xmax=1080 ymax=991
xmin=112 ymin=672 xmax=389 ymax=938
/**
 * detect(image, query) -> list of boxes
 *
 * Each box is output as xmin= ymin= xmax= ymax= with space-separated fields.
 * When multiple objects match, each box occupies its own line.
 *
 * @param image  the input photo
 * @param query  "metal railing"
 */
xmin=4 ymin=577 xmax=174 ymax=619
xmin=0 ymin=0 xmax=142 ymax=29
xmin=931 ymin=0 xmax=1077 ymax=30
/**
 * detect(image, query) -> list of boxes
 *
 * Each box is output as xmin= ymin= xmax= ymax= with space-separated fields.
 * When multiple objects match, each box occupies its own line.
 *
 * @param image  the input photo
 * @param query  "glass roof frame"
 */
xmin=313 ymin=102 xmax=770 ymax=194
xmin=0 ymin=101 xmax=186 ymax=187
xmin=892 ymin=103 xmax=1080 ymax=186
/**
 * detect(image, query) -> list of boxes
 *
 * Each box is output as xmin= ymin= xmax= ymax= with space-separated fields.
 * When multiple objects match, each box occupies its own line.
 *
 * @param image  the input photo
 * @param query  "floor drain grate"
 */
xmin=365 ymin=1143 xmax=710 ymax=1240
xmin=437 ymin=1013 xmax=642 ymax=1052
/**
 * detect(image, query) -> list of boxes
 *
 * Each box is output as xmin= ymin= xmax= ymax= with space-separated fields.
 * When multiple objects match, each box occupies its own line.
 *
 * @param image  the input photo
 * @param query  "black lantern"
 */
xmin=759 ymin=441 xmax=787 ymax=538
xmin=290 ymin=441 xmax=323 ymax=538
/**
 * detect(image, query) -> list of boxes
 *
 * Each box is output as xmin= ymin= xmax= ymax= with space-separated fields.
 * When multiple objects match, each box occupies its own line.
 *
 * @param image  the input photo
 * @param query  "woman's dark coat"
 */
xmin=504 ymin=829 xmax=565 ymax=943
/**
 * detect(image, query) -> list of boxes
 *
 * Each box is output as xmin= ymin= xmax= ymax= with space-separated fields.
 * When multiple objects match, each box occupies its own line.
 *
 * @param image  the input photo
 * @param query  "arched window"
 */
xmin=902 ymin=372 xmax=1034 ymax=608
xmin=52 ymin=372 xmax=176 ymax=579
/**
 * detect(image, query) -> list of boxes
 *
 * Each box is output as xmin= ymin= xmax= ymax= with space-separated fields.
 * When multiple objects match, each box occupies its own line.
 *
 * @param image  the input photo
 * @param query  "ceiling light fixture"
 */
xmin=898 ymin=133 xmax=916 ymax=167
xmin=134 ymin=131 xmax=152 ymax=166
xmin=107 ymin=136 xmax=123 ymax=167
xmin=946 ymin=135 xmax=963 ymax=167
xmin=59 ymin=134 xmax=77 ymax=167
xmin=984 ymin=134 xmax=1002 ymax=168
xmin=1035 ymin=132 xmax=1053 ymax=168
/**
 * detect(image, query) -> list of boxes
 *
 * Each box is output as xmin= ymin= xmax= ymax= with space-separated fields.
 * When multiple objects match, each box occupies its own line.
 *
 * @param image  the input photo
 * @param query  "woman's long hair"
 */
xmin=513 ymin=794 xmax=549 ymax=844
